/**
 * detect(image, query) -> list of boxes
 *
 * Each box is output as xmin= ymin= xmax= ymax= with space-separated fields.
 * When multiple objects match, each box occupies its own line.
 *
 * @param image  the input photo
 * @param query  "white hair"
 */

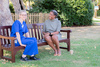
xmin=19 ymin=10 xmax=26 ymax=15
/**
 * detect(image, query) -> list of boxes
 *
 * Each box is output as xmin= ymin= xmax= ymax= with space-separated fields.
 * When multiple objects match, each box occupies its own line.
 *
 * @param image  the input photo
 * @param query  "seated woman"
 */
xmin=43 ymin=10 xmax=61 ymax=56
xmin=10 ymin=10 xmax=40 ymax=61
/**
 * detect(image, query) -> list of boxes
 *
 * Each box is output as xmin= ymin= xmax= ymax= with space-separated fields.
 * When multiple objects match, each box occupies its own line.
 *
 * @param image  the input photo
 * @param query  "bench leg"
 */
xmin=11 ymin=51 xmax=15 ymax=63
xmin=0 ymin=49 xmax=3 ymax=58
xmin=67 ymin=39 xmax=70 ymax=51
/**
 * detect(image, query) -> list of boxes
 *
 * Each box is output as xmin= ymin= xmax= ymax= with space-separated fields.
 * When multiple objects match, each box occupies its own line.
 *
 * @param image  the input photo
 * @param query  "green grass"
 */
xmin=0 ymin=26 xmax=100 ymax=67
xmin=92 ymin=20 xmax=100 ymax=23
xmin=95 ymin=17 xmax=100 ymax=19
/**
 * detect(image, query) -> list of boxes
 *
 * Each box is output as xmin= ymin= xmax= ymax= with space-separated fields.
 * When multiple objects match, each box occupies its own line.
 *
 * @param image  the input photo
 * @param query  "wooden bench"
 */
xmin=0 ymin=23 xmax=71 ymax=63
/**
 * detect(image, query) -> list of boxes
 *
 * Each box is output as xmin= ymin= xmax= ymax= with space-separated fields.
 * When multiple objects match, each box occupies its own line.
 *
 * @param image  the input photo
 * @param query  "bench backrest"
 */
xmin=27 ymin=23 xmax=44 ymax=40
xmin=0 ymin=23 xmax=44 ymax=44
xmin=0 ymin=26 xmax=12 ymax=45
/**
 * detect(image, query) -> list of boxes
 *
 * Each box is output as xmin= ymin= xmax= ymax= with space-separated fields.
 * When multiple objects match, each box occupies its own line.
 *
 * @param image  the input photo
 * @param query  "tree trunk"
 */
xmin=20 ymin=0 xmax=25 ymax=10
xmin=11 ymin=0 xmax=25 ymax=14
xmin=0 ymin=0 xmax=13 ymax=26
xmin=10 ymin=0 xmax=25 ymax=21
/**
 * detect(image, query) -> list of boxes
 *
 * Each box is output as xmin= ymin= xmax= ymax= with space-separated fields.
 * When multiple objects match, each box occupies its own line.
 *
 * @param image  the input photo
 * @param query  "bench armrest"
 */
xmin=0 ymin=35 xmax=16 ymax=48
xmin=60 ymin=30 xmax=72 ymax=32
xmin=60 ymin=30 xmax=72 ymax=39
xmin=0 ymin=35 xmax=16 ymax=40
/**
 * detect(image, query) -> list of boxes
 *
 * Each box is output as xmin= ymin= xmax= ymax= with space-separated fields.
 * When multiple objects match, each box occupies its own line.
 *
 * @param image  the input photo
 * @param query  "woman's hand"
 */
xmin=43 ymin=32 xmax=50 ymax=36
xmin=44 ymin=32 xmax=50 ymax=36
xmin=25 ymin=32 xmax=30 ymax=37
xmin=20 ymin=44 xmax=26 ymax=47
xmin=16 ymin=32 xmax=26 ymax=47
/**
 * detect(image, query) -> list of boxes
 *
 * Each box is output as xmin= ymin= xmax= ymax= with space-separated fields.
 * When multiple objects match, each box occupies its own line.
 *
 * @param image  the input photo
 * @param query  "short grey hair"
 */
xmin=19 ymin=10 xmax=26 ymax=15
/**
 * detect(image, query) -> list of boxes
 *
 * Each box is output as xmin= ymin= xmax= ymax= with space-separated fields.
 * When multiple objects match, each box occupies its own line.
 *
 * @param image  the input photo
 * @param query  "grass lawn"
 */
xmin=93 ymin=20 xmax=100 ymax=23
xmin=0 ymin=26 xmax=100 ymax=67
xmin=92 ymin=17 xmax=100 ymax=23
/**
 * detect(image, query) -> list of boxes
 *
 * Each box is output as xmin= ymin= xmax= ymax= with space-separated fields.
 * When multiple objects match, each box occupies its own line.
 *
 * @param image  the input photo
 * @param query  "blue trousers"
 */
xmin=15 ymin=37 xmax=38 ymax=56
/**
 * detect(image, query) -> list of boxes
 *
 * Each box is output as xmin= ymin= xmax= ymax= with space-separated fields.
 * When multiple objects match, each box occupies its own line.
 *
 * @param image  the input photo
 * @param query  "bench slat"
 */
xmin=40 ymin=25 xmax=43 ymax=39
xmin=33 ymin=25 xmax=37 ymax=39
xmin=37 ymin=25 xmax=41 ymax=40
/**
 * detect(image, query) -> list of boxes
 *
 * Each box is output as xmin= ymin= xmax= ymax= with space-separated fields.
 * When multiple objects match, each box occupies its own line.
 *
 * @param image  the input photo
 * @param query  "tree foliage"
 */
xmin=9 ymin=3 xmax=15 ymax=13
xmin=29 ymin=0 xmax=94 ymax=26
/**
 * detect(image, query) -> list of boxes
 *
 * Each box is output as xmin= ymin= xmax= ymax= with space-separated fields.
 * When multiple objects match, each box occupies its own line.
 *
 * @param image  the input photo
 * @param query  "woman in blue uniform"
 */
xmin=10 ymin=10 xmax=40 ymax=61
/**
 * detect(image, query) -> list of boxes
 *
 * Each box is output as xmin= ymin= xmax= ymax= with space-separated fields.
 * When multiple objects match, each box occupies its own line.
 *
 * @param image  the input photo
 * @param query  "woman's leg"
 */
xmin=44 ymin=35 xmax=57 ymax=56
xmin=19 ymin=37 xmax=39 ymax=61
xmin=51 ymin=35 xmax=61 ymax=56
xmin=21 ymin=38 xmax=38 ymax=56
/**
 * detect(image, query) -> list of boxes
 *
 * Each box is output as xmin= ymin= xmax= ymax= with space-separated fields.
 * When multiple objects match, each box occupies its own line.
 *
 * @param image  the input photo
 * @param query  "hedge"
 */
xmin=29 ymin=0 xmax=94 ymax=26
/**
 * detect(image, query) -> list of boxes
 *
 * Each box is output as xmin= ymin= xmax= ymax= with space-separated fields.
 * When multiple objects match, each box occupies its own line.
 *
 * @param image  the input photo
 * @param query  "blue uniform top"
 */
xmin=10 ymin=20 xmax=38 ymax=55
xmin=10 ymin=20 xmax=28 ymax=38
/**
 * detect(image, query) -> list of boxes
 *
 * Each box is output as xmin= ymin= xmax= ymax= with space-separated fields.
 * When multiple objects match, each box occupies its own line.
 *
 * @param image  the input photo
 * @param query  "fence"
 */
xmin=11 ymin=13 xmax=49 ymax=24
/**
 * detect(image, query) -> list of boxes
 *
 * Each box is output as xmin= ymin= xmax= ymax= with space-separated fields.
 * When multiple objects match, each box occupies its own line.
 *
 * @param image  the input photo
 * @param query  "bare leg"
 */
xmin=44 ymin=35 xmax=57 ymax=56
xmin=51 ymin=35 xmax=61 ymax=56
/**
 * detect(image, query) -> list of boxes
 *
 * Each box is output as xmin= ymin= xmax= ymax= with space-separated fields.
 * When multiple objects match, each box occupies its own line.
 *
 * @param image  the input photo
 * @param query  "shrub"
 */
xmin=29 ymin=0 xmax=94 ymax=26
xmin=97 ymin=10 xmax=100 ymax=16
xmin=9 ymin=3 xmax=15 ymax=13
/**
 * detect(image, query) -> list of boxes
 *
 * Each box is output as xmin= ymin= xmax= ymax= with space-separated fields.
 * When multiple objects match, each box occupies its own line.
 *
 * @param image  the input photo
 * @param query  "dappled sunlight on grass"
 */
xmin=45 ymin=47 xmax=51 ymax=50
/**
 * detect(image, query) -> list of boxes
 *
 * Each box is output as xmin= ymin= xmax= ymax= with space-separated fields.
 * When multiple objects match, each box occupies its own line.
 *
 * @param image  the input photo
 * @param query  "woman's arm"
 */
xmin=43 ymin=32 xmax=50 ymax=36
xmin=25 ymin=32 xmax=30 ymax=37
xmin=16 ymin=32 xmax=26 ymax=47
xmin=51 ymin=31 xmax=59 ymax=35
xmin=43 ymin=22 xmax=50 ymax=36
xmin=43 ymin=31 xmax=59 ymax=36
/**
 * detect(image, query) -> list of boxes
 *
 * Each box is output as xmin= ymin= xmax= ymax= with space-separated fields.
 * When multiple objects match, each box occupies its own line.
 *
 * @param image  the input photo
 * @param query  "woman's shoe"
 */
xmin=30 ymin=56 xmax=40 ymax=60
xmin=20 ymin=57 xmax=30 ymax=61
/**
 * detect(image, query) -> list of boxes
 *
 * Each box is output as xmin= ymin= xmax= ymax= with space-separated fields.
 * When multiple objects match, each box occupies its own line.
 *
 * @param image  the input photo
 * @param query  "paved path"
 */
xmin=93 ymin=17 xmax=100 ymax=25
xmin=93 ymin=17 xmax=100 ymax=21
xmin=93 ymin=22 xmax=100 ymax=25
